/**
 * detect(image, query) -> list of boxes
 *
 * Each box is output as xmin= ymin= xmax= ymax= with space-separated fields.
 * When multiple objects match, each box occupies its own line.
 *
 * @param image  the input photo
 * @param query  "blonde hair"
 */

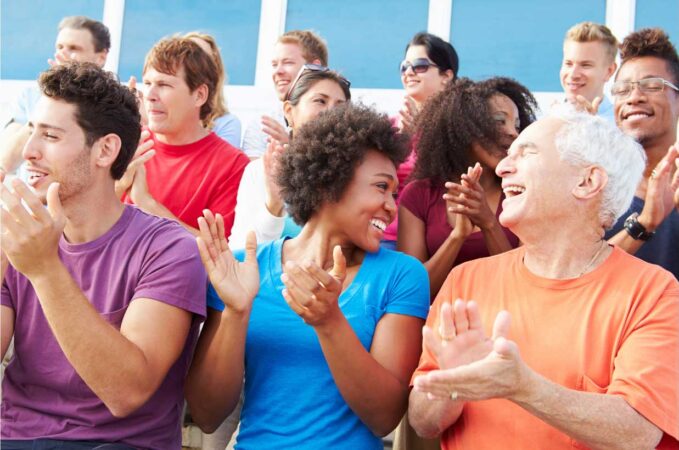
xmin=184 ymin=31 xmax=229 ymax=128
xmin=565 ymin=22 xmax=618 ymax=63
xmin=278 ymin=30 xmax=328 ymax=66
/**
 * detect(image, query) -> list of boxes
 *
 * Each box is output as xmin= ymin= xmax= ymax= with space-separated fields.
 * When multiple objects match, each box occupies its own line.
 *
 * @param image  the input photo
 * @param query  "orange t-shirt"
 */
xmin=412 ymin=246 xmax=679 ymax=450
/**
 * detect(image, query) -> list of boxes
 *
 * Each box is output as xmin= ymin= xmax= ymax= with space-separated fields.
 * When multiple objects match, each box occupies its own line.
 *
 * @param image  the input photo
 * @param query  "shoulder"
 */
xmin=608 ymin=246 xmax=679 ymax=291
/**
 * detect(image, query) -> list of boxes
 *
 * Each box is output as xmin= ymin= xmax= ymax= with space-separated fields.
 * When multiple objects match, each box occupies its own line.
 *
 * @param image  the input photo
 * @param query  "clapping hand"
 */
xmin=196 ymin=210 xmax=259 ymax=314
xmin=262 ymin=115 xmax=289 ymax=145
xmin=115 ymin=129 xmax=155 ymax=199
xmin=281 ymin=245 xmax=347 ymax=328
xmin=445 ymin=164 xmax=499 ymax=232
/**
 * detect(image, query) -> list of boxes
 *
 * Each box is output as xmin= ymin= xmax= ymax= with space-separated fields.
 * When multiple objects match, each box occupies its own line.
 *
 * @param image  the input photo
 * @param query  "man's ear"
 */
xmin=93 ymin=133 xmax=122 ymax=170
xmin=573 ymin=165 xmax=608 ymax=200
xmin=194 ymin=84 xmax=209 ymax=108
xmin=604 ymin=61 xmax=617 ymax=82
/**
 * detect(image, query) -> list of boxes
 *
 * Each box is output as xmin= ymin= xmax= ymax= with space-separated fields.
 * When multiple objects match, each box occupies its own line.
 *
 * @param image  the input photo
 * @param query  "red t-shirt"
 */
xmin=399 ymin=178 xmax=519 ymax=265
xmin=413 ymin=246 xmax=679 ymax=449
xmin=125 ymin=132 xmax=249 ymax=236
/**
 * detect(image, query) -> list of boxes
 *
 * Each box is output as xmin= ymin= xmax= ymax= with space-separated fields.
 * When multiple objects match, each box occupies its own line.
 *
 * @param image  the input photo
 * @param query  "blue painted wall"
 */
xmin=1 ymin=0 xmax=104 ymax=79
xmin=450 ymin=0 xmax=606 ymax=91
xmin=635 ymin=0 xmax=679 ymax=46
xmin=285 ymin=0 xmax=429 ymax=89
xmin=117 ymin=0 xmax=260 ymax=85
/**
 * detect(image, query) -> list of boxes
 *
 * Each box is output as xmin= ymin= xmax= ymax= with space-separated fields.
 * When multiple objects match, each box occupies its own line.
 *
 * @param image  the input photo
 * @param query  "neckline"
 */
xmin=270 ymin=238 xmax=376 ymax=301
xmin=59 ymin=205 xmax=134 ymax=253
xmin=153 ymin=131 xmax=218 ymax=156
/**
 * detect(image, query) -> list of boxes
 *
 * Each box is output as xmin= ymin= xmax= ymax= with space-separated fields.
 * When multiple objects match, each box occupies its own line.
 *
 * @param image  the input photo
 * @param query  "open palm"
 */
xmin=197 ymin=210 xmax=259 ymax=313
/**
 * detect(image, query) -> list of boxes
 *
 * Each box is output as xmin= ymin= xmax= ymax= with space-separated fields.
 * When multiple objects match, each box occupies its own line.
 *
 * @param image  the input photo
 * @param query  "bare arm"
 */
xmin=185 ymin=212 xmax=259 ymax=432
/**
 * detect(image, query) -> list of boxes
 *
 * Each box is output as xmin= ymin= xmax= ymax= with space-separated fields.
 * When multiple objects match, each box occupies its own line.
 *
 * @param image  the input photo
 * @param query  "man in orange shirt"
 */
xmin=409 ymin=111 xmax=679 ymax=449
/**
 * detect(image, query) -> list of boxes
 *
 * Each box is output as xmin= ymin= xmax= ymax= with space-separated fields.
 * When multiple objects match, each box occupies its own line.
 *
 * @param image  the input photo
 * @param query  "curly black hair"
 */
xmin=278 ymin=103 xmax=409 ymax=224
xmin=39 ymin=63 xmax=141 ymax=180
xmin=619 ymin=28 xmax=679 ymax=85
xmin=412 ymin=77 xmax=537 ymax=185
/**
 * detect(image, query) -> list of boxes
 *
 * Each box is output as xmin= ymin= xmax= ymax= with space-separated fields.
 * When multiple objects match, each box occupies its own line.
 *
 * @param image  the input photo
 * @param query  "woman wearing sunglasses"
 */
xmin=186 ymin=104 xmax=430 ymax=449
xmin=398 ymin=77 xmax=537 ymax=299
xmin=381 ymin=32 xmax=459 ymax=250
xmin=229 ymin=66 xmax=350 ymax=249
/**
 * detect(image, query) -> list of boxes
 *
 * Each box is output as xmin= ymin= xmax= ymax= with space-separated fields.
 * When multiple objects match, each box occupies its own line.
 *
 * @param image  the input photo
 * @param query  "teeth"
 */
xmin=503 ymin=185 xmax=525 ymax=196
xmin=626 ymin=113 xmax=649 ymax=120
xmin=370 ymin=219 xmax=387 ymax=231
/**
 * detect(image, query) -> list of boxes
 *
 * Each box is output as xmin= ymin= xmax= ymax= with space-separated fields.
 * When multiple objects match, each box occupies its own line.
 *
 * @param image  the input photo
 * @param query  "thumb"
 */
xmin=46 ymin=182 xmax=64 ymax=220
xmin=493 ymin=336 xmax=518 ymax=360
xmin=244 ymin=231 xmax=258 ymax=264
xmin=491 ymin=310 xmax=511 ymax=341
xmin=329 ymin=245 xmax=347 ymax=281
xmin=128 ymin=75 xmax=137 ymax=90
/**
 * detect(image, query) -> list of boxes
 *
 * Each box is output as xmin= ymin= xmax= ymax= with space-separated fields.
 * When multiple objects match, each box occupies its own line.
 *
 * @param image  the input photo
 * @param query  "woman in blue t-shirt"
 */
xmin=186 ymin=104 xmax=430 ymax=449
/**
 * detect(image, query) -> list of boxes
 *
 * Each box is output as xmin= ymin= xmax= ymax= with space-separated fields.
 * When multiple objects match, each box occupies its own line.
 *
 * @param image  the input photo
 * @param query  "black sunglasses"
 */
xmin=285 ymin=64 xmax=351 ymax=101
xmin=399 ymin=58 xmax=438 ymax=74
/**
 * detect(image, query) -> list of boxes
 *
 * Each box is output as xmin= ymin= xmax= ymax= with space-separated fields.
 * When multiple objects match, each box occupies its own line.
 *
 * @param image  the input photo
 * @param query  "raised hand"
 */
xmin=398 ymin=96 xmax=419 ymax=134
xmin=444 ymin=164 xmax=499 ymax=231
xmin=0 ymin=180 xmax=66 ymax=278
xmin=262 ymin=115 xmax=289 ymax=145
xmin=281 ymin=245 xmax=347 ymax=328
xmin=638 ymin=144 xmax=679 ymax=230
xmin=572 ymin=95 xmax=602 ymax=115
xmin=414 ymin=308 xmax=523 ymax=402
xmin=115 ymin=129 xmax=155 ymax=199
xmin=262 ymin=139 xmax=287 ymax=216
xmin=196 ymin=210 xmax=259 ymax=313
xmin=128 ymin=76 xmax=148 ymax=126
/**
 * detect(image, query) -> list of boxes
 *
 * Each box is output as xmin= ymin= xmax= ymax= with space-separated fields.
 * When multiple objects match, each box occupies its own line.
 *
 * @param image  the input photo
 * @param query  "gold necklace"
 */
xmin=578 ymin=240 xmax=607 ymax=277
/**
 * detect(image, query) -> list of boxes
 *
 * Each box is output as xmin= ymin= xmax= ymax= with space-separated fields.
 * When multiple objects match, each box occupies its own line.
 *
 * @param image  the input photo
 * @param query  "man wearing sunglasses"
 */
xmin=241 ymin=30 xmax=327 ymax=159
xmin=607 ymin=28 xmax=679 ymax=280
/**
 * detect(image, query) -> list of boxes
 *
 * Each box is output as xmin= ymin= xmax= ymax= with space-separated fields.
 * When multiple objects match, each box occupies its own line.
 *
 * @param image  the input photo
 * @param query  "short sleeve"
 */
xmin=134 ymin=225 xmax=208 ymax=319
xmin=399 ymin=180 xmax=428 ymax=221
xmin=213 ymin=114 xmax=242 ymax=148
xmin=206 ymin=249 xmax=246 ymax=311
xmin=607 ymin=280 xmax=679 ymax=440
xmin=1 ymin=276 xmax=14 ymax=309
xmin=385 ymin=253 xmax=430 ymax=319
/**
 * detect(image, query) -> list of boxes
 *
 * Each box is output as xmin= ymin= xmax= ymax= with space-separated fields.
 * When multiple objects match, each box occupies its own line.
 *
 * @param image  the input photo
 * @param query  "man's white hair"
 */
xmin=552 ymin=107 xmax=646 ymax=228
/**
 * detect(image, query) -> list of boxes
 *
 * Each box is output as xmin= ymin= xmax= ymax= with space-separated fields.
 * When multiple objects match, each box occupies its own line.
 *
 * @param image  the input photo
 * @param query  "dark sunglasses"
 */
xmin=285 ymin=63 xmax=351 ymax=101
xmin=399 ymin=58 xmax=438 ymax=74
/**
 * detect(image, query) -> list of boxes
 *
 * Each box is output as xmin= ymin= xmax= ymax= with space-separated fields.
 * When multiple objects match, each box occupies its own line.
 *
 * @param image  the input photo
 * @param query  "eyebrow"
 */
xmin=374 ymin=172 xmax=395 ymax=180
xmin=518 ymin=142 xmax=537 ymax=151
xmin=27 ymin=121 xmax=66 ymax=132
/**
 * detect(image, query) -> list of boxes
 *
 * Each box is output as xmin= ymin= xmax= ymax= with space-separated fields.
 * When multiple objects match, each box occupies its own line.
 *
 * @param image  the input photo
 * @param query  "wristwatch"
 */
xmin=623 ymin=212 xmax=655 ymax=241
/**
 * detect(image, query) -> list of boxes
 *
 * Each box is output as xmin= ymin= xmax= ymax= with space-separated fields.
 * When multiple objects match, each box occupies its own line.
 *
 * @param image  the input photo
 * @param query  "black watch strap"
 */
xmin=624 ymin=212 xmax=655 ymax=241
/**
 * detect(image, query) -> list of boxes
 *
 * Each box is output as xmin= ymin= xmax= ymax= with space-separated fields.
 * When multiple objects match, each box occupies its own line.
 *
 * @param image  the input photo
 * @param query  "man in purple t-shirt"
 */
xmin=0 ymin=64 xmax=206 ymax=449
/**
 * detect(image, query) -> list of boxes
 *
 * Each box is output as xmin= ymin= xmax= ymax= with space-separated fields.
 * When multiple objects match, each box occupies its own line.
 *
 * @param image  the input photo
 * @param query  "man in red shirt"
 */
xmin=118 ymin=36 xmax=249 ymax=237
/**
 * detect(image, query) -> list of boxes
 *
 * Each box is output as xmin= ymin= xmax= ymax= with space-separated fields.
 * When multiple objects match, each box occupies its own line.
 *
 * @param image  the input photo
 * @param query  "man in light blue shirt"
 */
xmin=559 ymin=21 xmax=618 ymax=121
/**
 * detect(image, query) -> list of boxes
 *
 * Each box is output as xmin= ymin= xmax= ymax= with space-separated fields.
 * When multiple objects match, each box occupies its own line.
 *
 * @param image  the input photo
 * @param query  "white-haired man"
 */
xmin=409 ymin=112 xmax=679 ymax=449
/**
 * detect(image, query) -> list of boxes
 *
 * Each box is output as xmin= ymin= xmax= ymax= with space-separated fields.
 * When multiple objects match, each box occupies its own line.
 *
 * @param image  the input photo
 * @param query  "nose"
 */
xmin=495 ymin=154 xmax=515 ymax=178
xmin=625 ymin=83 xmax=647 ymax=104
xmin=385 ymin=191 xmax=397 ymax=218
xmin=403 ymin=64 xmax=416 ymax=77
xmin=22 ymin=129 xmax=41 ymax=162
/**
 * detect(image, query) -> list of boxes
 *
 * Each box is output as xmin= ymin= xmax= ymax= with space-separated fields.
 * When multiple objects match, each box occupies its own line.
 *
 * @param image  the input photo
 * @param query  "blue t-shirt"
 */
xmin=606 ymin=196 xmax=679 ymax=280
xmin=207 ymin=238 xmax=429 ymax=449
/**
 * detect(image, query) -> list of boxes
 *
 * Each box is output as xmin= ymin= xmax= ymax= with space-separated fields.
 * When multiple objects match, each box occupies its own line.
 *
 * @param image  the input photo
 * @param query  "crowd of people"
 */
xmin=0 ymin=13 xmax=678 ymax=450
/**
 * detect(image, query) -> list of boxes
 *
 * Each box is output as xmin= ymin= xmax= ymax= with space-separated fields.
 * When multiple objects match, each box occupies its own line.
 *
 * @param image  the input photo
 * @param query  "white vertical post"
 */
xmin=605 ymin=0 xmax=636 ymax=42
xmin=427 ymin=0 xmax=453 ymax=42
xmin=254 ymin=0 xmax=288 ymax=87
xmin=102 ymin=0 xmax=126 ymax=74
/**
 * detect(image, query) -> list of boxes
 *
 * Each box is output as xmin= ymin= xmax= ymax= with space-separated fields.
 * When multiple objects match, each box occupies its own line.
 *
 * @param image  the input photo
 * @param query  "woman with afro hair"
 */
xmin=398 ymin=77 xmax=537 ymax=298
xmin=186 ymin=103 xmax=430 ymax=449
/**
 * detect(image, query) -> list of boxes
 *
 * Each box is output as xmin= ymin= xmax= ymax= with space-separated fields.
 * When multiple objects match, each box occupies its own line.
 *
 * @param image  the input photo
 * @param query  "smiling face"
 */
xmin=271 ymin=42 xmax=309 ymax=101
xmin=614 ymin=56 xmax=679 ymax=148
xmin=560 ymin=40 xmax=616 ymax=102
xmin=143 ymin=66 xmax=205 ymax=140
xmin=401 ymin=45 xmax=453 ymax=104
xmin=473 ymin=93 xmax=521 ymax=170
xmin=54 ymin=27 xmax=107 ymax=67
xmin=322 ymin=150 xmax=398 ymax=252
xmin=495 ymin=118 xmax=583 ymax=233
xmin=284 ymin=79 xmax=348 ymax=130
xmin=22 ymin=97 xmax=94 ymax=203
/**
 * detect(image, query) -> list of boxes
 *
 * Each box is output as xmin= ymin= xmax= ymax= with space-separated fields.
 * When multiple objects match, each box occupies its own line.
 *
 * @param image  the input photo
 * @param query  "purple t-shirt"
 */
xmin=1 ymin=205 xmax=207 ymax=450
xmin=399 ymin=178 xmax=519 ymax=265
